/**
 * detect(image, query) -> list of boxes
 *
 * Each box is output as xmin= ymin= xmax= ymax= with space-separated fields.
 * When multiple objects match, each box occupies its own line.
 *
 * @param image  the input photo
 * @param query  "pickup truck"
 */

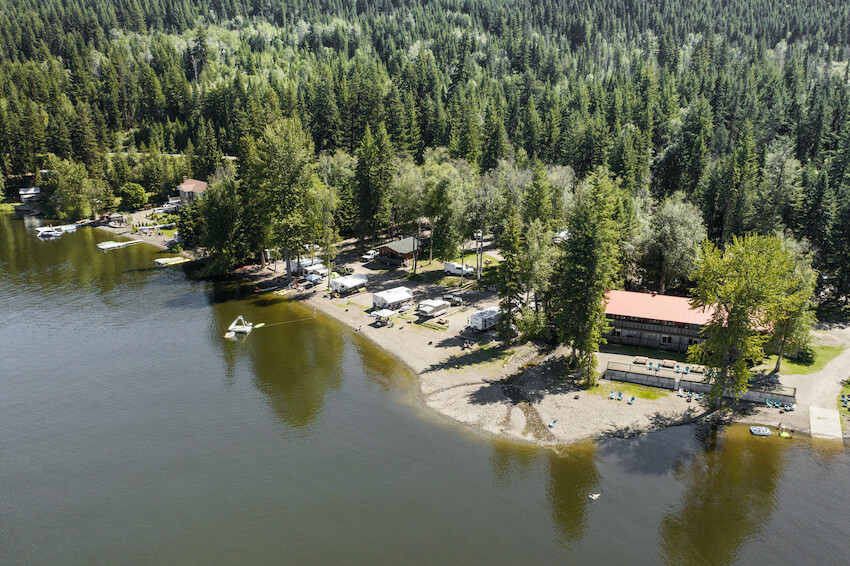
xmin=444 ymin=261 xmax=474 ymax=276
xmin=361 ymin=250 xmax=378 ymax=262
xmin=442 ymin=294 xmax=464 ymax=306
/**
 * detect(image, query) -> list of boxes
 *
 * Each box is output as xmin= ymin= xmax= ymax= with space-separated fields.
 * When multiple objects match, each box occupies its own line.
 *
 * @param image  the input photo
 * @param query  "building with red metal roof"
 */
xmin=603 ymin=290 xmax=712 ymax=353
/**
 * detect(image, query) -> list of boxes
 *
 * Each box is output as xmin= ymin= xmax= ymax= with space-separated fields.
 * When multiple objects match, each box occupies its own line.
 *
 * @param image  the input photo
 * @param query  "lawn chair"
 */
xmin=609 ymin=391 xmax=615 ymax=400
xmin=678 ymin=388 xmax=685 ymax=397
xmin=675 ymin=364 xmax=681 ymax=373
xmin=628 ymin=396 xmax=635 ymax=405
xmin=684 ymin=366 xmax=690 ymax=375
xmin=696 ymin=392 xmax=703 ymax=401
xmin=617 ymin=392 xmax=623 ymax=401
xmin=787 ymin=404 xmax=795 ymax=411
xmin=765 ymin=399 xmax=773 ymax=408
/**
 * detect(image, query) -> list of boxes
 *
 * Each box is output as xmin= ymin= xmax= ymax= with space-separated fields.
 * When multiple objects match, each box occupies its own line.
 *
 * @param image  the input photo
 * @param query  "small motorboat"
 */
xmin=228 ymin=315 xmax=253 ymax=334
xmin=588 ymin=493 xmax=601 ymax=500
xmin=750 ymin=426 xmax=772 ymax=437
xmin=37 ymin=229 xmax=63 ymax=239
xmin=155 ymin=257 xmax=191 ymax=266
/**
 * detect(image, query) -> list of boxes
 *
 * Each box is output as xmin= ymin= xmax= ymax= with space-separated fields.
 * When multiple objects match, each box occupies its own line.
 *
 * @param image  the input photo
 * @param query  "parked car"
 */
xmin=361 ymin=250 xmax=378 ymax=262
xmin=444 ymin=261 xmax=474 ymax=276
xmin=443 ymin=294 xmax=463 ymax=306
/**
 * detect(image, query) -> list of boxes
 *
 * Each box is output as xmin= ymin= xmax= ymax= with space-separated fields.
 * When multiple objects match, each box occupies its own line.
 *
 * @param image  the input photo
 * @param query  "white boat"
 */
xmin=750 ymin=426 xmax=772 ymax=437
xmin=56 ymin=224 xmax=77 ymax=233
xmin=228 ymin=315 xmax=253 ymax=334
xmin=97 ymin=240 xmax=143 ymax=251
xmin=37 ymin=229 xmax=62 ymax=239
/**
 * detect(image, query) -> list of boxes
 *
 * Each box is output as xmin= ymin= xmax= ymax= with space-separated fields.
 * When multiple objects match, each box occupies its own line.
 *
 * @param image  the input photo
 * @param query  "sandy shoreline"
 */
xmin=230 ymin=258 xmax=832 ymax=446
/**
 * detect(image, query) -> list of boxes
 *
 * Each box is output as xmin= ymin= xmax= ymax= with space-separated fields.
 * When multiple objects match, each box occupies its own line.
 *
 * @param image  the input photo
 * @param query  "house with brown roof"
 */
xmin=604 ymin=290 xmax=713 ymax=353
xmin=177 ymin=177 xmax=208 ymax=204
xmin=375 ymin=236 xmax=422 ymax=265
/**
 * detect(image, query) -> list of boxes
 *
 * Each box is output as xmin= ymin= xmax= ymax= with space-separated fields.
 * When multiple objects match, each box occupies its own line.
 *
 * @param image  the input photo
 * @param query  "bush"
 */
xmin=516 ymin=306 xmax=548 ymax=341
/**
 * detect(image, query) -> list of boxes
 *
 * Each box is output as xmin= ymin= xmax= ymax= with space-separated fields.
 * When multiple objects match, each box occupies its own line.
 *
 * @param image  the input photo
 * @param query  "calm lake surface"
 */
xmin=1 ymin=213 xmax=848 ymax=565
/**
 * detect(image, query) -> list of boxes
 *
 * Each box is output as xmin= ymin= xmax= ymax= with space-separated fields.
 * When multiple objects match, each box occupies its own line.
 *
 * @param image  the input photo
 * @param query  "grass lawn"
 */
xmin=756 ymin=345 xmax=844 ymax=375
xmin=406 ymin=254 xmax=500 ymax=288
xmin=161 ymin=228 xmax=177 ymax=238
xmin=586 ymin=382 xmax=668 ymax=400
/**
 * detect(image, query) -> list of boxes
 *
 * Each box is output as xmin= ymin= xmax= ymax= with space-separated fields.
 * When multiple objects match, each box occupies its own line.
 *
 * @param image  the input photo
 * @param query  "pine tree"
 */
xmin=498 ymin=208 xmax=523 ymax=342
xmin=550 ymin=168 xmax=621 ymax=382
xmin=481 ymin=101 xmax=509 ymax=172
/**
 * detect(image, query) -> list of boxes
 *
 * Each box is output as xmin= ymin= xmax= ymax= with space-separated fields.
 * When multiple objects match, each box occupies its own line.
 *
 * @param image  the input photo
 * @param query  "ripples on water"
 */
xmin=1 ymin=214 xmax=848 ymax=565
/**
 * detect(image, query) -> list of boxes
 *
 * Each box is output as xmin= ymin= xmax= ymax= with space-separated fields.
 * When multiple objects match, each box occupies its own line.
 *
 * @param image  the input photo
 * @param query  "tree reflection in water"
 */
xmin=660 ymin=424 xmax=789 ymax=566
xmin=212 ymin=292 xmax=345 ymax=431
xmin=547 ymin=440 xmax=601 ymax=545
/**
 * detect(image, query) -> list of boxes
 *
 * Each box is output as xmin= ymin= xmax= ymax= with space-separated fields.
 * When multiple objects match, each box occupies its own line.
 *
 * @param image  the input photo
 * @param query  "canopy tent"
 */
xmin=372 ymin=309 xmax=395 ymax=319
xmin=305 ymin=274 xmax=322 ymax=283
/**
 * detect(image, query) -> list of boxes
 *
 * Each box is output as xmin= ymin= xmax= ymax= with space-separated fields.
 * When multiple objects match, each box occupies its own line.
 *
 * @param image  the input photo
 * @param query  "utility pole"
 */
xmin=474 ymin=229 xmax=483 ymax=282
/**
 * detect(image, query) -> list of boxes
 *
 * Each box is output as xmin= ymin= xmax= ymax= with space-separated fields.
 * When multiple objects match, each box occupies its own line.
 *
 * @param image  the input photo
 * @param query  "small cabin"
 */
xmin=376 ymin=237 xmax=421 ymax=265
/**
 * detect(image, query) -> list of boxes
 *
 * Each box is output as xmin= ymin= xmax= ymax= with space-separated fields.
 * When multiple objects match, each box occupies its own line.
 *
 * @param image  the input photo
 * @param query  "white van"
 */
xmin=444 ymin=262 xmax=474 ymax=276
xmin=361 ymin=250 xmax=378 ymax=262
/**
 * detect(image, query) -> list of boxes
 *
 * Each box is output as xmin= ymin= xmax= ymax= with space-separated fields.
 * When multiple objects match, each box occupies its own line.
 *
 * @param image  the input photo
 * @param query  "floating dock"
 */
xmin=97 ymin=240 xmax=143 ymax=251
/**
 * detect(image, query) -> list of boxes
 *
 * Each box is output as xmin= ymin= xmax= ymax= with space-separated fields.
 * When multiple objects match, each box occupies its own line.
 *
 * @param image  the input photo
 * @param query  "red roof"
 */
xmin=604 ymin=290 xmax=713 ymax=326
xmin=178 ymin=178 xmax=208 ymax=193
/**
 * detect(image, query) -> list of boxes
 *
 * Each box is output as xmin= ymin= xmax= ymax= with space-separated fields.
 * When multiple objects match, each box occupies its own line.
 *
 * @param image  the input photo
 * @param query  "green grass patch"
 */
xmin=757 ymin=345 xmax=844 ymax=375
xmin=587 ymin=382 xmax=668 ymax=400
xmin=0 ymin=203 xmax=15 ymax=212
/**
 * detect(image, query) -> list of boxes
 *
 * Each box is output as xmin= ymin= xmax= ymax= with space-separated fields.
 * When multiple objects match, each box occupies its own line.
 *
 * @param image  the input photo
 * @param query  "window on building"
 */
xmin=662 ymin=335 xmax=672 ymax=345
xmin=613 ymin=329 xmax=622 ymax=337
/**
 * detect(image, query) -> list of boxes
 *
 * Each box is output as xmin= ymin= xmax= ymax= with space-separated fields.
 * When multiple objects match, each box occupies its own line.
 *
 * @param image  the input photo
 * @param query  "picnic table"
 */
xmin=633 ymin=356 xmax=648 ymax=365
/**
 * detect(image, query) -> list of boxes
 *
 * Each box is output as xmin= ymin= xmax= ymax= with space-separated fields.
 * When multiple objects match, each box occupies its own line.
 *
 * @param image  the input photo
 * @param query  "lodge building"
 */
xmin=603 ymin=290 xmax=712 ymax=353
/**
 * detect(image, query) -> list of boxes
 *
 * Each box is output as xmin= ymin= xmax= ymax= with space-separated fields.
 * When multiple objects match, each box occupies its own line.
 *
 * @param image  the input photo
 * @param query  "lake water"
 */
xmin=1 ymin=213 xmax=848 ymax=565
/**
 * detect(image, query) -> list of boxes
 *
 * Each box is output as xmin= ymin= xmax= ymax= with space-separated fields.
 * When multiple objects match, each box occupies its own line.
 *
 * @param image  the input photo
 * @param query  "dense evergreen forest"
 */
xmin=2 ymin=1 xmax=849 ymax=311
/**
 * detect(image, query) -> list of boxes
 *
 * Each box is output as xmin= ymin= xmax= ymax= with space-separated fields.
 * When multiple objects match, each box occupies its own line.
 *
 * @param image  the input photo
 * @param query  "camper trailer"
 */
xmin=470 ymin=307 xmax=500 ymax=331
xmin=416 ymin=299 xmax=450 ymax=318
xmin=330 ymin=274 xmax=368 ymax=294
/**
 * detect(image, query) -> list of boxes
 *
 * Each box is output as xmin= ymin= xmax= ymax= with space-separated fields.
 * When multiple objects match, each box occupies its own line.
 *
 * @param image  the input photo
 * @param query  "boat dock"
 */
xmin=809 ymin=406 xmax=843 ymax=439
xmin=97 ymin=240 xmax=143 ymax=251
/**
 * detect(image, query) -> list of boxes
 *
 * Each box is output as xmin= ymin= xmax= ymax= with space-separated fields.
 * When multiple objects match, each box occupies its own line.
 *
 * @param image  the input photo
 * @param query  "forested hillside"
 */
xmin=1 ymin=0 xmax=849 ymax=307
